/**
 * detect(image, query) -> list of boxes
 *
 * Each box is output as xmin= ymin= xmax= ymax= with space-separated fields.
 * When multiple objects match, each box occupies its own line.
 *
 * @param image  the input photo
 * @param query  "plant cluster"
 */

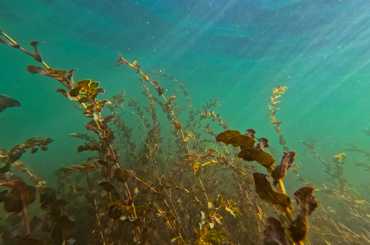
xmin=0 ymin=30 xmax=369 ymax=245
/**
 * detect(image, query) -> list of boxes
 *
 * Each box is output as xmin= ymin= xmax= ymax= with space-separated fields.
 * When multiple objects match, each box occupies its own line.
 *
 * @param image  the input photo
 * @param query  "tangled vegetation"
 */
xmin=0 ymin=30 xmax=369 ymax=245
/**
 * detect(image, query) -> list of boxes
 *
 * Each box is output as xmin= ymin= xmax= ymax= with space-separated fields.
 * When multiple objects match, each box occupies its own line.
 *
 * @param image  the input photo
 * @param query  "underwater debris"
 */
xmin=0 ymin=94 xmax=20 ymax=112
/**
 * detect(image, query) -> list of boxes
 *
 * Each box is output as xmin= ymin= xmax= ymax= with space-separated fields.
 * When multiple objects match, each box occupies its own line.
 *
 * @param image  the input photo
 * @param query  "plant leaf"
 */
xmin=216 ymin=130 xmax=255 ymax=150
xmin=272 ymin=151 xmax=296 ymax=184
xmin=289 ymin=213 xmax=308 ymax=243
xmin=253 ymin=173 xmax=290 ymax=208
xmin=0 ymin=94 xmax=20 ymax=112
xmin=239 ymin=148 xmax=275 ymax=169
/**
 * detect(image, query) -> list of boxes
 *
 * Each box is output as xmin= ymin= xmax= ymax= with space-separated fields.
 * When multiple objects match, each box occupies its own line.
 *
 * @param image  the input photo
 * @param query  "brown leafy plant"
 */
xmin=216 ymin=129 xmax=318 ymax=244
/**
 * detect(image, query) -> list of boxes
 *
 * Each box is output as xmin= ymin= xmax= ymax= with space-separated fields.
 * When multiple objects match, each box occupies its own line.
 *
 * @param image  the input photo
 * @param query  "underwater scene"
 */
xmin=0 ymin=0 xmax=370 ymax=244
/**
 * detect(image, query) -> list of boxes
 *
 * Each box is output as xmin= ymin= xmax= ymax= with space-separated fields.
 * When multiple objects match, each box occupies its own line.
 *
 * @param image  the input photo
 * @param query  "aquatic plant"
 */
xmin=269 ymin=86 xmax=288 ymax=150
xmin=216 ymin=129 xmax=317 ymax=245
xmin=0 ymin=29 xmax=369 ymax=245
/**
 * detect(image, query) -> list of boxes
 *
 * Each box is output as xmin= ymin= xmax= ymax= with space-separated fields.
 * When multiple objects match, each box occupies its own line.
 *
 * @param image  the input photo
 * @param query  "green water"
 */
xmin=1 ymin=0 xmax=370 ymax=193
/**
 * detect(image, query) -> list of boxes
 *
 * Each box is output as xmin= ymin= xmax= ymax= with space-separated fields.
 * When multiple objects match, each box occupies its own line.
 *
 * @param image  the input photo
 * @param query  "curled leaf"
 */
xmin=272 ymin=151 xmax=296 ymax=184
xmin=294 ymin=186 xmax=318 ymax=215
xmin=253 ymin=173 xmax=290 ymax=208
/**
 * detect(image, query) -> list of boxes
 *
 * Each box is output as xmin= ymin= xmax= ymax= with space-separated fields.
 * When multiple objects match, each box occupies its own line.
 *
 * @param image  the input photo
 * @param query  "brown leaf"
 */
xmin=253 ymin=173 xmax=291 ymax=208
xmin=239 ymin=148 xmax=275 ymax=169
xmin=27 ymin=65 xmax=43 ymax=74
xmin=0 ymin=94 xmax=20 ymax=112
xmin=30 ymin=40 xmax=42 ymax=62
xmin=272 ymin=151 xmax=296 ymax=184
xmin=216 ymin=130 xmax=255 ymax=150
xmin=47 ymin=68 xmax=74 ymax=86
xmin=289 ymin=213 xmax=308 ymax=243
xmin=294 ymin=186 xmax=318 ymax=215
xmin=27 ymin=66 xmax=74 ymax=87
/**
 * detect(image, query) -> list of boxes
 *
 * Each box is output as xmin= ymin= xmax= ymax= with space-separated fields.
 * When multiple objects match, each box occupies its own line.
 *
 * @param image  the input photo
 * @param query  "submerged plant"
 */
xmin=269 ymin=86 xmax=288 ymax=150
xmin=0 ymin=29 xmax=368 ymax=245
xmin=216 ymin=128 xmax=318 ymax=245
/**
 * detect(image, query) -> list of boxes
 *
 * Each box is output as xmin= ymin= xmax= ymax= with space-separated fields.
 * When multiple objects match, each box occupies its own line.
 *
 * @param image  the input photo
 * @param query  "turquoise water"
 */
xmin=1 ymin=0 xmax=370 ymax=192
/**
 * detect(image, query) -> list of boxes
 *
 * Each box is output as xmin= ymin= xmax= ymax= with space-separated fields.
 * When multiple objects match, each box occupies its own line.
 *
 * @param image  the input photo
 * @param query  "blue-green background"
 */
xmin=1 ymin=0 xmax=370 ymax=193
